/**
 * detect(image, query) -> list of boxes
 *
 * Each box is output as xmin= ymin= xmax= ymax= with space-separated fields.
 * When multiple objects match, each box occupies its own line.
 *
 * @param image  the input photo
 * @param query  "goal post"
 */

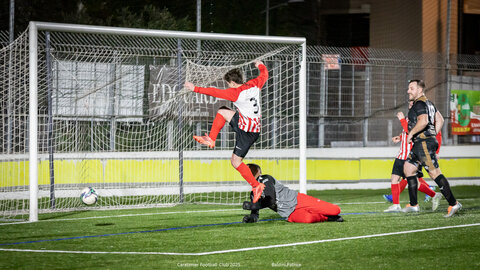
xmin=4 ymin=21 xmax=307 ymax=222
xmin=29 ymin=22 xmax=39 ymax=222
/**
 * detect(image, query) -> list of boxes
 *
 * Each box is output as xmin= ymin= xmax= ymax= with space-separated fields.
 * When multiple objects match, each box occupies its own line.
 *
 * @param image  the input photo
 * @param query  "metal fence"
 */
xmin=0 ymin=31 xmax=9 ymax=47
xmin=306 ymin=46 xmax=480 ymax=147
xmin=2 ymin=30 xmax=480 ymax=149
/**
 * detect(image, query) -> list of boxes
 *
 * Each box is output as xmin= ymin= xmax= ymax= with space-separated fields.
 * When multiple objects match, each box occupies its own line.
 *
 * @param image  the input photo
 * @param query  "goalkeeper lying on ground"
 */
xmin=242 ymin=163 xmax=344 ymax=223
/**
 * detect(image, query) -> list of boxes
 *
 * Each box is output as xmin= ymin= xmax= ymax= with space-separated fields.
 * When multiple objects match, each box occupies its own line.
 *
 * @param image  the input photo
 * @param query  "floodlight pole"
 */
xmin=445 ymin=0 xmax=453 ymax=144
xmin=266 ymin=0 xmax=270 ymax=35
xmin=9 ymin=0 xmax=14 ymax=43
xmin=197 ymin=0 xmax=201 ymax=50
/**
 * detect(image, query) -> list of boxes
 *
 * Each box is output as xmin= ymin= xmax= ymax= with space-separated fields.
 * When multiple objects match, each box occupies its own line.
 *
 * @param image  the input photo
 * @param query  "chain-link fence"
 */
xmin=306 ymin=46 xmax=480 ymax=147
xmin=2 ymin=29 xmax=480 ymax=149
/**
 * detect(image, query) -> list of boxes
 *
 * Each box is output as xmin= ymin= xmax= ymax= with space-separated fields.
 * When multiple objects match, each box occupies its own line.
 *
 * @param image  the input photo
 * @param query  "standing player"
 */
xmin=184 ymin=61 xmax=267 ymax=203
xmin=242 ymin=164 xmax=343 ymax=223
xmin=402 ymin=80 xmax=461 ymax=217
xmin=383 ymin=106 xmax=442 ymax=213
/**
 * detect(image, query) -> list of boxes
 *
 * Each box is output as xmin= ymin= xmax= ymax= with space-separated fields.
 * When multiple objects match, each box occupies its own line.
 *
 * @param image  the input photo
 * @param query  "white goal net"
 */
xmin=0 ymin=22 xmax=306 ymax=221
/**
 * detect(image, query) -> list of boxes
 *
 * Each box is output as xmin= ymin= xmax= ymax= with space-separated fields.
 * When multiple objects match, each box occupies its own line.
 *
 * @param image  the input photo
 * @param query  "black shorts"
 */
xmin=229 ymin=111 xmax=259 ymax=158
xmin=406 ymin=137 xmax=439 ymax=172
xmin=391 ymin=158 xmax=424 ymax=178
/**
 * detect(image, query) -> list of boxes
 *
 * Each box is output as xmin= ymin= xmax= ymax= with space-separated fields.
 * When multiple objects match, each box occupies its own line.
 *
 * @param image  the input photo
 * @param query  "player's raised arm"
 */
xmin=249 ymin=61 xmax=268 ymax=88
xmin=254 ymin=60 xmax=263 ymax=68
xmin=397 ymin=111 xmax=409 ymax=133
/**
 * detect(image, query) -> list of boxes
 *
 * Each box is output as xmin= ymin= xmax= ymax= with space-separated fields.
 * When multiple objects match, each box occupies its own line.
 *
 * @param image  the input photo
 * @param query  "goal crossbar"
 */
xmin=31 ymin=21 xmax=306 ymax=44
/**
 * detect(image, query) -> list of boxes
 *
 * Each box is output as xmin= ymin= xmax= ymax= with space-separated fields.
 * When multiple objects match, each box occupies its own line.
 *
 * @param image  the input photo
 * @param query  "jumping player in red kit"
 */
xmin=184 ymin=61 xmax=267 ymax=203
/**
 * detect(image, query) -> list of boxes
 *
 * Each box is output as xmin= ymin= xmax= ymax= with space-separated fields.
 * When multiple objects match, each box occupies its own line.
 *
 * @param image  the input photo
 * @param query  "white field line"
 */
xmin=335 ymin=197 xmax=478 ymax=205
xmin=1 ymin=197 xmax=477 ymax=225
xmin=0 ymin=209 xmax=244 ymax=226
xmin=0 ymin=223 xmax=479 ymax=256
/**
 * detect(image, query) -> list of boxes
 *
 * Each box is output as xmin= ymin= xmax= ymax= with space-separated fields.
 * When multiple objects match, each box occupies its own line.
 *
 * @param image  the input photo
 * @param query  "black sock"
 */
xmin=327 ymin=215 xmax=344 ymax=222
xmin=406 ymin=176 xmax=418 ymax=206
xmin=434 ymin=174 xmax=457 ymax=206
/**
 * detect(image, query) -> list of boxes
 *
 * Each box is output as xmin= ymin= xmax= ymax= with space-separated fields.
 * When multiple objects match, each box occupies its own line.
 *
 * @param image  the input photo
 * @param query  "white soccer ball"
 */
xmin=80 ymin=187 xmax=98 ymax=205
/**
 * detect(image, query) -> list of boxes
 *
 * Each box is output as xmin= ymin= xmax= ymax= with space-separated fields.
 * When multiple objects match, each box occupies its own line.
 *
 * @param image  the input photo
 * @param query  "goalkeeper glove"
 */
xmin=243 ymin=201 xmax=253 ymax=210
xmin=242 ymin=214 xmax=259 ymax=223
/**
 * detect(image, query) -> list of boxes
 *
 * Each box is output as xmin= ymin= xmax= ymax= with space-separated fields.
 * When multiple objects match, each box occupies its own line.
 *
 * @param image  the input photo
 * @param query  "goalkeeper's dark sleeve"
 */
xmin=242 ymin=174 xmax=277 ymax=223
xmin=243 ymin=190 xmax=274 ymax=211
xmin=242 ymin=193 xmax=264 ymax=223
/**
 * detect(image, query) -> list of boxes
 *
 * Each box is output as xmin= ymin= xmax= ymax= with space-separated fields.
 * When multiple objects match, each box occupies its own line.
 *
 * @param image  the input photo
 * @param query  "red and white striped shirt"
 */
xmin=194 ymin=64 xmax=268 ymax=133
xmin=396 ymin=118 xmax=442 ymax=160
xmin=397 ymin=118 xmax=412 ymax=160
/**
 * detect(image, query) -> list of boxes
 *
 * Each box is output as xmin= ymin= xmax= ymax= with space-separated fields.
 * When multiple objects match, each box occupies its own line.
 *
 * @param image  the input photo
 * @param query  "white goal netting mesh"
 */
xmin=0 ymin=28 xmax=302 ymax=220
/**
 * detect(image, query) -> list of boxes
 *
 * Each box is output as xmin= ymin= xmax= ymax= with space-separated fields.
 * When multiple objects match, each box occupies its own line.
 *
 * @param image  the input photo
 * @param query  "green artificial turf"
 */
xmin=1 ymin=186 xmax=479 ymax=269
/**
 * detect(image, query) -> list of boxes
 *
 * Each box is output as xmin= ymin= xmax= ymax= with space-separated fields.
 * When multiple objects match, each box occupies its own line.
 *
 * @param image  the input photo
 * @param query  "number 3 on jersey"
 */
xmin=250 ymin=97 xmax=259 ymax=114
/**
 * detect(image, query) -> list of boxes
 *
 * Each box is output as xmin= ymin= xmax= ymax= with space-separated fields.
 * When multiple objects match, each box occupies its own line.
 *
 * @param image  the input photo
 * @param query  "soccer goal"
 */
xmin=0 ymin=22 xmax=307 ymax=222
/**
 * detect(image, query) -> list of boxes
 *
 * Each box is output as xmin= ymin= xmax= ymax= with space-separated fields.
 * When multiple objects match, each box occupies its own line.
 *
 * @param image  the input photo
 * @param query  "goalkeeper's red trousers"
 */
xmin=287 ymin=193 xmax=341 ymax=223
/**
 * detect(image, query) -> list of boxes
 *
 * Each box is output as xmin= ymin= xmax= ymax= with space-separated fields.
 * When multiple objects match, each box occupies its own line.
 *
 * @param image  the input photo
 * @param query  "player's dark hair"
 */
xmin=408 ymin=79 xmax=425 ymax=90
xmin=247 ymin=163 xmax=261 ymax=177
xmin=224 ymin=68 xmax=244 ymax=84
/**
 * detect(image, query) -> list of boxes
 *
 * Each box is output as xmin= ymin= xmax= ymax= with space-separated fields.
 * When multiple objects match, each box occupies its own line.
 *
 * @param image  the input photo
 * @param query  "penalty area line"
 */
xmin=0 ymin=223 xmax=479 ymax=256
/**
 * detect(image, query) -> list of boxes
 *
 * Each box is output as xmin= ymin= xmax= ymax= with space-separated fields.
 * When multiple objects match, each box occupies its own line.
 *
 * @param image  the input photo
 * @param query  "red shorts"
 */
xmin=287 ymin=193 xmax=341 ymax=223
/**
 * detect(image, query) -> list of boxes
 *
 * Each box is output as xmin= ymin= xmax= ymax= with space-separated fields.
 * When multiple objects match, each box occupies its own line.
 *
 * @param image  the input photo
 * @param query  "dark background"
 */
xmin=0 ymin=0 xmax=478 ymax=53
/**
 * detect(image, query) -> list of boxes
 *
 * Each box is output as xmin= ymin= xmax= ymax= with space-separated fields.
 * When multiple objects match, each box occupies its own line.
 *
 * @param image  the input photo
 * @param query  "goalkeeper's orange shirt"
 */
xmin=193 ymin=64 xmax=269 ymax=133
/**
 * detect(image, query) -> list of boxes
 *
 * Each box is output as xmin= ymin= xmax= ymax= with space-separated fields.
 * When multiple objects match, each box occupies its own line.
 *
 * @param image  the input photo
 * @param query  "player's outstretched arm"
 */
xmin=188 ymin=81 xmax=239 ymax=101
xmin=254 ymin=60 xmax=264 ymax=68
xmin=184 ymin=81 xmax=195 ymax=91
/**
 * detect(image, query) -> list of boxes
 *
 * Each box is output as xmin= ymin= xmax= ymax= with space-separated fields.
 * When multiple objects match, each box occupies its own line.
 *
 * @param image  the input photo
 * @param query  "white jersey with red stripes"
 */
xmin=194 ymin=64 xmax=268 ymax=133
xmin=235 ymin=87 xmax=261 ymax=133
xmin=397 ymin=130 xmax=413 ymax=160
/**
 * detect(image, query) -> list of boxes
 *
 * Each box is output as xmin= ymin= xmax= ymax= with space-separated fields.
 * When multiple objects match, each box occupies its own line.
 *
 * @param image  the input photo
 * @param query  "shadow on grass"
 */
xmin=95 ymin=223 xmax=115 ymax=226
xmin=40 ymin=210 xmax=89 ymax=221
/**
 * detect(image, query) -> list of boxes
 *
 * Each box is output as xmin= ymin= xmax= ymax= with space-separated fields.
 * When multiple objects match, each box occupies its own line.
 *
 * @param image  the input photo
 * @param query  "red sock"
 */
xmin=399 ymin=179 xmax=408 ymax=193
xmin=209 ymin=113 xmax=226 ymax=141
xmin=418 ymin=178 xmax=436 ymax=197
xmin=418 ymin=177 xmax=428 ymax=186
xmin=236 ymin=163 xmax=260 ymax=188
xmin=391 ymin=183 xmax=400 ymax=204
